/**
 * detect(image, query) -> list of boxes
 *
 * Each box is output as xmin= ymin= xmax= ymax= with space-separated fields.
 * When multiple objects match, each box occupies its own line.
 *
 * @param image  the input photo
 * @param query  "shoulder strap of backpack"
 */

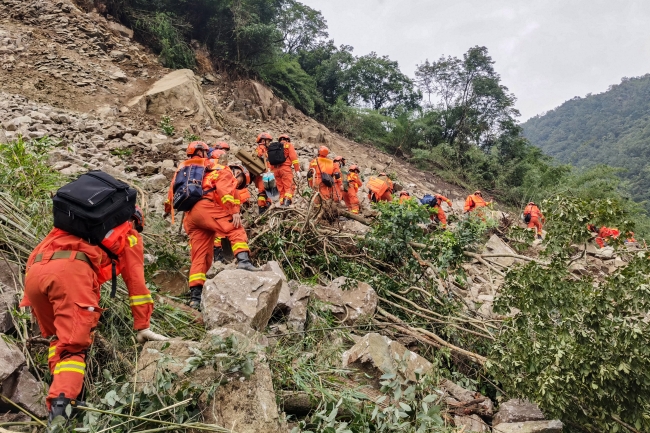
xmin=98 ymin=243 xmax=119 ymax=298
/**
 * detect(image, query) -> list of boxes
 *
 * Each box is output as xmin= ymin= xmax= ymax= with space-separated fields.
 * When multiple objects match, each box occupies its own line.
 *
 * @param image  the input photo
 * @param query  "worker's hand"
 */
xmin=136 ymin=328 xmax=169 ymax=344
xmin=232 ymin=213 xmax=242 ymax=228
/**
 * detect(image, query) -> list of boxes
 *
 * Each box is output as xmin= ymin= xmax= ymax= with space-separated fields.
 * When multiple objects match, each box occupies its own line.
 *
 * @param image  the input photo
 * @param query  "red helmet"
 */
xmin=278 ymin=134 xmax=290 ymax=142
xmin=229 ymin=164 xmax=251 ymax=189
xmin=209 ymin=148 xmax=226 ymax=159
xmin=256 ymin=132 xmax=272 ymax=143
xmin=349 ymin=164 xmax=360 ymax=172
xmin=132 ymin=205 xmax=144 ymax=233
xmin=186 ymin=141 xmax=209 ymax=157
xmin=215 ymin=141 xmax=230 ymax=150
xmin=318 ymin=146 xmax=329 ymax=157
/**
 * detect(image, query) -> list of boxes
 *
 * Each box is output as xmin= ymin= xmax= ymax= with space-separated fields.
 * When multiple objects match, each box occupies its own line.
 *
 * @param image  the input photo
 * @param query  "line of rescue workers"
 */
xmin=19 ymin=132 xmax=631 ymax=430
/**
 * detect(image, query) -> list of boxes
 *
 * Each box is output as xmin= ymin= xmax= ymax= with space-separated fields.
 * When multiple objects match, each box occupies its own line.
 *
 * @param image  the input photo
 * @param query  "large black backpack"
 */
xmin=52 ymin=170 xmax=137 ymax=297
xmin=172 ymin=162 xmax=212 ymax=212
xmin=267 ymin=141 xmax=287 ymax=166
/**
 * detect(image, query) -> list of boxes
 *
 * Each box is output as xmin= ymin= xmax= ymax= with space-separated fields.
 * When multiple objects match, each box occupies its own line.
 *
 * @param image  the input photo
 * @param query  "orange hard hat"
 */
xmin=528 ymin=201 xmax=535 ymax=205
xmin=349 ymin=164 xmax=359 ymax=172
xmin=215 ymin=141 xmax=230 ymax=150
xmin=278 ymin=134 xmax=290 ymax=142
xmin=474 ymin=190 xmax=482 ymax=196
xmin=256 ymin=132 xmax=272 ymax=143
xmin=187 ymin=141 xmax=209 ymax=156
xmin=209 ymin=148 xmax=226 ymax=159
xmin=334 ymin=156 xmax=346 ymax=164
xmin=318 ymin=146 xmax=329 ymax=157
xmin=229 ymin=164 xmax=251 ymax=189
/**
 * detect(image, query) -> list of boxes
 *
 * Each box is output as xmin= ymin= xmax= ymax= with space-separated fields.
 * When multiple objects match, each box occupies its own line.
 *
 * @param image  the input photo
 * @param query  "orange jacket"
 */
xmin=270 ymin=142 xmax=300 ymax=172
xmin=434 ymin=194 xmax=452 ymax=208
xmin=464 ymin=194 xmax=488 ymax=212
xmin=598 ymin=226 xmax=620 ymax=240
xmin=308 ymin=157 xmax=340 ymax=187
xmin=21 ymin=221 xmax=153 ymax=329
xmin=200 ymin=162 xmax=242 ymax=218
xmin=347 ymin=172 xmax=362 ymax=192
xmin=367 ymin=175 xmax=393 ymax=196
xmin=524 ymin=204 xmax=545 ymax=222
xmin=399 ymin=196 xmax=416 ymax=204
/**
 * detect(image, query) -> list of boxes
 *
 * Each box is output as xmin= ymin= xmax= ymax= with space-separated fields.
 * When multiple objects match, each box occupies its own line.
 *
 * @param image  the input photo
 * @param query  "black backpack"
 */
xmin=172 ymin=162 xmax=212 ymax=212
xmin=52 ymin=170 xmax=137 ymax=297
xmin=267 ymin=141 xmax=287 ymax=166
xmin=524 ymin=213 xmax=532 ymax=223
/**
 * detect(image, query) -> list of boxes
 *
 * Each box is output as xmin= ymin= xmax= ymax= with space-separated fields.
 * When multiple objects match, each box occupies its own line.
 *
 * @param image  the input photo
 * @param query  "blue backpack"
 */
xmin=420 ymin=194 xmax=438 ymax=207
xmin=172 ymin=162 xmax=214 ymax=211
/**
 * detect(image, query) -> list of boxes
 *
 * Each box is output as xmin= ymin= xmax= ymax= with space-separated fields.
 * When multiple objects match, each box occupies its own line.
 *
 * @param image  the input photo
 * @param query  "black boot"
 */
xmin=236 ymin=252 xmax=260 ymax=271
xmin=48 ymin=393 xmax=71 ymax=432
xmin=282 ymin=198 xmax=292 ymax=207
xmin=258 ymin=205 xmax=267 ymax=215
xmin=537 ymin=234 xmax=543 ymax=240
xmin=189 ymin=285 xmax=203 ymax=310
xmin=213 ymin=247 xmax=225 ymax=263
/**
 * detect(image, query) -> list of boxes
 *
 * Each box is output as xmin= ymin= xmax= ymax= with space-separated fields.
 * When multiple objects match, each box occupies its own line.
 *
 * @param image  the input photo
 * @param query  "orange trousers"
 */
xmin=254 ymin=175 xmax=270 ymax=209
xmin=272 ymin=165 xmax=296 ymax=202
xmin=345 ymin=189 xmax=360 ymax=214
xmin=316 ymin=184 xmax=341 ymax=202
xmin=527 ymin=217 xmax=543 ymax=235
xmin=184 ymin=201 xmax=249 ymax=287
xmin=25 ymin=259 xmax=102 ymax=409
xmin=431 ymin=207 xmax=448 ymax=227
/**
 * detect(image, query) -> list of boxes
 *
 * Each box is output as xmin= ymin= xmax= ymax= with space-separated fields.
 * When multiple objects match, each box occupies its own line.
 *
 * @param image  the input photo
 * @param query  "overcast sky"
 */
xmin=300 ymin=0 xmax=650 ymax=121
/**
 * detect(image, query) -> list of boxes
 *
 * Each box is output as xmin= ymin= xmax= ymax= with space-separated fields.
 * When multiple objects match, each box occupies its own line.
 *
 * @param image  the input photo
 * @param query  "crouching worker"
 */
xmin=21 ymin=171 xmax=167 ymax=427
xmin=165 ymin=141 xmax=259 ymax=310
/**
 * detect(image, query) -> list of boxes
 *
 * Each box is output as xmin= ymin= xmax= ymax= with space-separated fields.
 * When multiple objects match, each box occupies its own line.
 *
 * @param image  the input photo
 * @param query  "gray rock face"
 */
xmin=0 ymin=261 xmax=20 ymax=333
xmin=493 ymin=420 xmax=563 ymax=433
xmin=286 ymin=285 xmax=311 ymax=332
xmin=494 ymin=399 xmax=546 ymax=426
xmin=454 ymin=414 xmax=489 ymax=432
xmin=342 ymin=333 xmax=432 ymax=387
xmin=138 ymin=332 xmax=284 ymax=433
xmin=313 ymin=277 xmax=377 ymax=325
xmin=483 ymin=234 xmax=518 ymax=267
xmin=0 ymin=335 xmax=25 ymax=382
xmin=202 ymin=270 xmax=283 ymax=331
xmin=440 ymin=378 xmax=494 ymax=416
xmin=0 ymin=367 xmax=48 ymax=418
xmin=142 ymin=173 xmax=168 ymax=192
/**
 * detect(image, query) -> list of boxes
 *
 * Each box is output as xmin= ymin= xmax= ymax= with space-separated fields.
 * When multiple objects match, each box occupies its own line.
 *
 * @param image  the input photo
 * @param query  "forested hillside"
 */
xmin=522 ymin=74 xmax=650 ymax=210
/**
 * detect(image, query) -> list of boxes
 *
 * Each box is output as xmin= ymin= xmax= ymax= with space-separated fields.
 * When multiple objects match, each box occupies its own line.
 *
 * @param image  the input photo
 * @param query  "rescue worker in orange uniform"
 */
xmin=464 ymin=190 xmax=491 ymax=213
xmin=523 ymin=202 xmax=545 ymax=240
xmin=255 ymin=132 xmax=273 ymax=214
xmin=588 ymin=224 xmax=622 ymax=248
xmin=21 ymin=206 xmax=167 ymax=423
xmin=429 ymin=194 xmax=453 ymax=228
xmin=214 ymin=141 xmax=230 ymax=152
xmin=346 ymin=164 xmax=363 ymax=214
xmin=165 ymin=142 xmax=258 ymax=309
xmin=308 ymin=146 xmax=342 ymax=202
xmin=399 ymin=191 xmax=414 ymax=204
xmin=271 ymin=134 xmax=302 ymax=206
xmin=367 ymin=173 xmax=394 ymax=203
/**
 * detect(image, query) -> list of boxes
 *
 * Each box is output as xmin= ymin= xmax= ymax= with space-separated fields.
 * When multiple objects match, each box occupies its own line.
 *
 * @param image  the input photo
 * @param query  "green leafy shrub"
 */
xmin=159 ymin=115 xmax=176 ymax=136
xmin=135 ymin=12 xmax=195 ymax=69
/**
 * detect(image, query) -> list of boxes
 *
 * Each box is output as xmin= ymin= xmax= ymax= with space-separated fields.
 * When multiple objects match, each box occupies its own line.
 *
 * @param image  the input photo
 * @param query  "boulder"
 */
xmin=440 ymin=378 xmax=494 ymax=416
xmin=454 ymin=414 xmax=488 ymax=432
xmin=202 ymin=270 xmax=283 ymax=331
xmin=342 ymin=333 xmax=432 ymax=387
xmin=483 ymin=234 xmax=518 ymax=267
xmin=493 ymin=399 xmax=545 ymax=426
xmin=262 ymin=262 xmax=291 ymax=317
xmin=494 ymin=420 xmax=563 ymax=433
xmin=286 ymin=284 xmax=311 ymax=332
xmin=142 ymin=174 xmax=168 ymax=192
xmin=0 ymin=335 xmax=25 ymax=382
xmin=313 ymin=277 xmax=377 ymax=325
xmin=107 ymin=21 xmax=134 ymax=39
xmin=0 ymin=367 xmax=47 ymax=418
xmin=235 ymin=80 xmax=275 ymax=111
xmin=0 ymin=261 xmax=20 ymax=333
xmin=3 ymin=116 xmax=31 ymax=131
xmin=138 ymin=333 xmax=283 ymax=433
xmin=128 ymin=69 xmax=216 ymax=124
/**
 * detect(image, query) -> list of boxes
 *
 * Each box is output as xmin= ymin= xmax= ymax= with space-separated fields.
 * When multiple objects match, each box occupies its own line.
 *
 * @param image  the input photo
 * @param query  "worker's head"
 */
xmin=474 ymin=190 xmax=482 ymax=197
xmin=400 ymin=191 xmax=410 ymax=197
xmin=333 ymin=156 xmax=345 ymax=166
xmin=209 ymin=148 xmax=227 ymax=164
xmin=132 ymin=205 xmax=144 ymax=233
xmin=229 ymin=164 xmax=250 ymax=189
xmin=256 ymin=132 xmax=273 ymax=145
xmin=318 ymin=146 xmax=330 ymax=157
xmin=528 ymin=201 xmax=535 ymax=205
xmin=349 ymin=164 xmax=360 ymax=173
xmin=186 ymin=141 xmax=209 ymax=158
xmin=587 ymin=224 xmax=599 ymax=233
xmin=278 ymin=134 xmax=290 ymax=143
xmin=215 ymin=141 xmax=230 ymax=151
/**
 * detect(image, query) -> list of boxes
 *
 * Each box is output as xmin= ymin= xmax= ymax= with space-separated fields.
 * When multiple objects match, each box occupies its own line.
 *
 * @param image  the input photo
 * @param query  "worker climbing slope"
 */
xmin=346 ymin=164 xmax=363 ymax=214
xmin=22 ymin=171 xmax=167 ymax=427
xmin=308 ymin=146 xmax=342 ymax=202
xmin=165 ymin=141 xmax=259 ymax=310
xmin=254 ymin=132 xmax=273 ymax=214
xmin=523 ymin=201 xmax=545 ymax=240
xmin=464 ymin=190 xmax=491 ymax=213
xmin=367 ymin=173 xmax=394 ymax=203
xmin=267 ymin=134 xmax=302 ymax=206
xmin=422 ymin=193 xmax=453 ymax=228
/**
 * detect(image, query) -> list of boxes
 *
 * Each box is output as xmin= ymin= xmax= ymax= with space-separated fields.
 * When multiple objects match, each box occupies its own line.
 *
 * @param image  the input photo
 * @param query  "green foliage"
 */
xmin=0 ymin=135 xmax=61 ymax=198
xmin=490 ymin=195 xmax=650 ymax=432
xmin=522 ymin=74 xmax=650 ymax=212
xmin=159 ymin=115 xmax=175 ymax=136
xmin=135 ymin=11 xmax=195 ymax=69
xmin=110 ymin=148 xmax=133 ymax=159
xmin=182 ymin=129 xmax=200 ymax=143
xmin=260 ymin=55 xmax=323 ymax=115
xmin=277 ymin=0 xmax=328 ymax=54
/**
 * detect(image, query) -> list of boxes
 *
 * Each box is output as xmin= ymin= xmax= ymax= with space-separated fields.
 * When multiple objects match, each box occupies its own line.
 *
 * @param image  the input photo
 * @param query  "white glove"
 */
xmin=136 ymin=328 xmax=169 ymax=344
xmin=296 ymin=171 xmax=303 ymax=181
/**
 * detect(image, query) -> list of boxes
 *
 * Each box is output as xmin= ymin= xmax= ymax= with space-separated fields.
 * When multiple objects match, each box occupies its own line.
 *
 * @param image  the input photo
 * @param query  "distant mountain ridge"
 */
xmin=522 ymin=73 xmax=650 ymax=209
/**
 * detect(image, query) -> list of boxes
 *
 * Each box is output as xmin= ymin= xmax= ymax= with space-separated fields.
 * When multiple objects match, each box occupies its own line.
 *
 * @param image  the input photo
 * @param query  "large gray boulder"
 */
xmin=0 ymin=261 xmax=20 ymax=333
xmin=313 ymin=277 xmax=377 ymax=325
xmin=137 ymin=331 xmax=284 ymax=433
xmin=0 ymin=366 xmax=47 ymax=418
xmin=202 ymin=270 xmax=283 ymax=331
xmin=0 ymin=335 xmax=24 ymax=382
xmin=441 ymin=378 xmax=494 ymax=416
xmin=342 ymin=333 xmax=432 ymax=387
xmin=493 ymin=399 xmax=546 ymax=426
xmin=454 ymin=414 xmax=489 ymax=432
xmin=493 ymin=420 xmax=563 ymax=433
xmin=483 ymin=234 xmax=518 ymax=267
xmin=127 ymin=69 xmax=216 ymax=123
